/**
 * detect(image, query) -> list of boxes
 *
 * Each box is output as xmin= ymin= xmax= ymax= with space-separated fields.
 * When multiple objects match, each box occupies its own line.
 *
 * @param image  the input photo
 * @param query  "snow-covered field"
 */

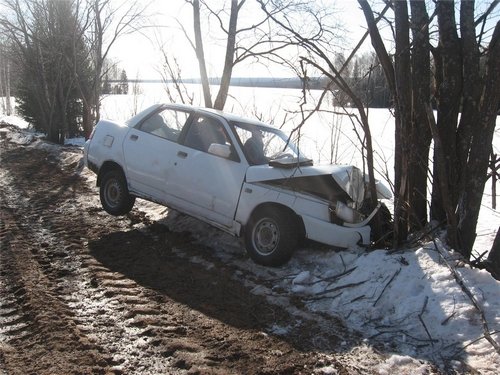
xmin=2 ymin=85 xmax=500 ymax=373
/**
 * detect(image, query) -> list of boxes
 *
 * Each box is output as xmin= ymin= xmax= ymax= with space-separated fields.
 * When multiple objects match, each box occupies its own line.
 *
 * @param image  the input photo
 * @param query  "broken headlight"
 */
xmin=329 ymin=201 xmax=365 ymax=224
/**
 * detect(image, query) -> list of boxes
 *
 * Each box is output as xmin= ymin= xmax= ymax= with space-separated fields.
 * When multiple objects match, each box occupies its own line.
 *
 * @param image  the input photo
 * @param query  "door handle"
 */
xmin=177 ymin=151 xmax=188 ymax=158
xmin=130 ymin=134 xmax=139 ymax=141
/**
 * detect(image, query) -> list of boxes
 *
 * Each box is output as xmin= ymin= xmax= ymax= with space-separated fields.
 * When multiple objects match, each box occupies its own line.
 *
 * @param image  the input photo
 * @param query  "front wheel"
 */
xmin=99 ymin=169 xmax=135 ymax=216
xmin=244 ymin=207 xmax=298 ymax=267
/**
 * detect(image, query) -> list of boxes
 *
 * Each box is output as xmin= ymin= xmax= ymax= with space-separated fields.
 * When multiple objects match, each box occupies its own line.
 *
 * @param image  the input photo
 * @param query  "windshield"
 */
xmin=231 ymin=121 xmax=310 ymax=166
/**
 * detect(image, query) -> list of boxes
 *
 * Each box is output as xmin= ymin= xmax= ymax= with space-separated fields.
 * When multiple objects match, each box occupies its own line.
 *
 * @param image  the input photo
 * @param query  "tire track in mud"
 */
xmin=0 ymin=148 xmax=116 ymax=374
xmin=0 ymin=142 xmax=355 ymax=374
xmin=0 ymin=147 xmax=176 ymax=374
xmin=0 ymin=203 xmax=111 ymax=374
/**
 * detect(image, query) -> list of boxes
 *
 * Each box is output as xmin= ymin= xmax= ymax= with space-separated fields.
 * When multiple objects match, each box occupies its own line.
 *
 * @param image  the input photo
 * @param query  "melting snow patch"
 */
xmin=268 ymin=324 xmax=291 ymax=336
xmin=315 ymin=365 xmax=338 ymax=374
xmin=0 ymin=115 xmax=30 ymax=129
xmin=377 ymin=355 xmax=429 ymax=375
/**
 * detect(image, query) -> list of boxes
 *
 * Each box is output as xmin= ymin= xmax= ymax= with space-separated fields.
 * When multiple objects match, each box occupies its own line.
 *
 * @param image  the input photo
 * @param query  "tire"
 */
xmin=244 ymin=207 xmax=299 ymax=267
xmin=99 ymin=169 xmax=135 ymax=216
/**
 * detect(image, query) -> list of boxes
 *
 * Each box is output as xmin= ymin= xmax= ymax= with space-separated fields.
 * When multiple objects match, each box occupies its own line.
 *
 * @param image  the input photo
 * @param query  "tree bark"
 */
xmin=409 ymin=0 xmax=432 ymax=229
xmin=193 ymin=0 xmax=213 ymax=108
xmin=426 ymin=104 xmax=459 ymax=249
xmin=393 ymin=0 xmax=412 ymax=243
xmin=457 ymin=0 xmax=481 ymax=193
xmin=431 ymin=1 xmax=462 ymax=222
xmin=487 ymin=227 xmax=500 ymax=280
xmin=213 ymin=0 xmax=240 ymax=110
xmin=457 ymin=20 xmax=500 ymax=257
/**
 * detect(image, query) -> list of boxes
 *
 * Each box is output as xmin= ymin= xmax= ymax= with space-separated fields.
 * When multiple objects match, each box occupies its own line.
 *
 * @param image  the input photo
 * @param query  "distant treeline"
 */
xmin=125 ymin=74 xmax=392 ymax=108
xmin=115 ymin=76 xmax=320 ymax=89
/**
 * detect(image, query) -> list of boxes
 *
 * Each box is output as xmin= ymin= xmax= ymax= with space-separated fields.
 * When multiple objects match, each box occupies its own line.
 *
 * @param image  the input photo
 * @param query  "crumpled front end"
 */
xmin=330 ymin=165 xmax=365 ymax=207
xmin=246 ymin=164 xmax=390 ymax=228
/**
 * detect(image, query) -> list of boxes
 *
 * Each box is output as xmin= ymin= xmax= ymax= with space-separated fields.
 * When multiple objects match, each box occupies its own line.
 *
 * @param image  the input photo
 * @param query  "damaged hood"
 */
xmin=246 ymin=164 xmax=366 ymax=205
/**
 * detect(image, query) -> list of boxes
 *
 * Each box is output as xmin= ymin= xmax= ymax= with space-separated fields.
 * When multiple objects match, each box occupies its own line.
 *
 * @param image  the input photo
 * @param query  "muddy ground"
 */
xmin=0 ymin=131 xmax=421 ymax=374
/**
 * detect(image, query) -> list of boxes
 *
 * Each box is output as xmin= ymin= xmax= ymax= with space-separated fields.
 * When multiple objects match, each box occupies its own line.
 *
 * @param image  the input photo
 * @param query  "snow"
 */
xmin=167 ymin=213 xmax=500 ymax=373
xmin=0 ymin=115 xmax=30 ymax=129
xmin=2 ymin=90 xmax=500 ymax=374
xmin=64 ymin=137 xmax=86 ymax=147
xmin=0 ymin=114 xmax=87 ymax=147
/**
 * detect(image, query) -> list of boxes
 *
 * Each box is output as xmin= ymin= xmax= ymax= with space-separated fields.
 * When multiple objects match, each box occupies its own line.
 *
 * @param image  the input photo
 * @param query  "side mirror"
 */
xmin=208 ymin=143 xmax=232 ymax=158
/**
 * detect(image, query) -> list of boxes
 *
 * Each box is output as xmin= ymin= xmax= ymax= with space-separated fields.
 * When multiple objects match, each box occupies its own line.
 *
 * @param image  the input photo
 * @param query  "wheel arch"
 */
xmin=245 ymin=202 xmax=305 ymax=239
xmin=96 ymin=161 xmax=125 ymax=187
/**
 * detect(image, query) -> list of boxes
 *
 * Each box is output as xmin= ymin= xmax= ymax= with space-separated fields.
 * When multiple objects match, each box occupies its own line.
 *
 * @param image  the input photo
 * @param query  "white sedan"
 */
xmin=84 ymin=103 xmax=391 ymax=266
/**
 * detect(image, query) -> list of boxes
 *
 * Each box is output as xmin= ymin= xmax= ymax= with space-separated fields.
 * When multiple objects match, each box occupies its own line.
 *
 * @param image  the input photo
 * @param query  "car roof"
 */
xmin=163 ymin=103 xmax=275 ymax=130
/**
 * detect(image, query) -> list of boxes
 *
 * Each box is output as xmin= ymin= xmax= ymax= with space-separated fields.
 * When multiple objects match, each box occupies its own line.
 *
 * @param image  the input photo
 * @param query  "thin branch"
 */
xmin=418 ymin=296 xmax=434 ymax=346
xmin=433 ymin=239 xmax=500 ymax=355
xmin=373 ymin=268 xmax=401 ymax=307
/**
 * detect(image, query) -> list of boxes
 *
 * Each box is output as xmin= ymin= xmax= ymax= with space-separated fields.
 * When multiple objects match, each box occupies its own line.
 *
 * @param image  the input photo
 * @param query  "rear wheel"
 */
xmin=245 ymin=207 xmax=298 ymax=267
xmin=99 ymin=169 xmax=135 ymax=216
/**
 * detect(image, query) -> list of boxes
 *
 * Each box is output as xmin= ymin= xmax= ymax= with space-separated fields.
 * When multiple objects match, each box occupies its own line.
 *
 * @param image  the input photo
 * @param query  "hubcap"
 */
xmin=105 ymin=180 xmax=121 ymax=207
xmin=253 ymin=219 xmax=279 ymax=255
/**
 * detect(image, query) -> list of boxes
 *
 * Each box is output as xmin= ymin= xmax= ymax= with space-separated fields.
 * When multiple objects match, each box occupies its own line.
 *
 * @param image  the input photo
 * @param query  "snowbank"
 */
xmin=143 ymin=199 xmax=500 ymax=374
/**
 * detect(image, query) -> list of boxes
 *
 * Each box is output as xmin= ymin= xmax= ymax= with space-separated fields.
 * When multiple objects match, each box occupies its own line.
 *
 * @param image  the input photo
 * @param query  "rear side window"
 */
xmin=138 ymin=109 xmax=191 ymax=143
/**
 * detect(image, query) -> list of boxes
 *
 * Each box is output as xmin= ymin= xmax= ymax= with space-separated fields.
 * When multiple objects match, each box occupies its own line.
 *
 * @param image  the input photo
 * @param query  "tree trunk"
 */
xmin=1 ymin=61 xmax=13 ymax=115
xmin=426 ymin=104 xmax=459 ymax=250
xmin=409 ymin=0 xmax=432 ymax=229
xmin=457 ymin=20 xmax=500 ymax=257
xmin=213 ymin=0 xmax=240 ymax=110
xmin=431 ymin=1 xmax=462 ymax=222
xmin=82 ymin=100 xmax=93 ymax=139
xmin=487 ymin=227 xmax=500 ymax=280
xmin=456 ymin=1 xmax=481 ymax=195
xmin=193 ymin=0 xmax=213 ymax=108
xmin=6 ymin=62 xmax=12 ymax=115
xmin=393 ymin=0 xmax=411 ymax=243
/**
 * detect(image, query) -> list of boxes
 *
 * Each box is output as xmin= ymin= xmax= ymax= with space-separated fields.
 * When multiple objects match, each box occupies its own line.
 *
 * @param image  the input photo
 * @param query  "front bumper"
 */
xmin=301 ymin=214 xmax=371 ymax=248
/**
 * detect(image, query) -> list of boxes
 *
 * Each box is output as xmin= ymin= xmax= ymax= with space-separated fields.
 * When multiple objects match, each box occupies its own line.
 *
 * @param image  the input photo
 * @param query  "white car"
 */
xmin=84 ymin=103 xmax=391 ymax=266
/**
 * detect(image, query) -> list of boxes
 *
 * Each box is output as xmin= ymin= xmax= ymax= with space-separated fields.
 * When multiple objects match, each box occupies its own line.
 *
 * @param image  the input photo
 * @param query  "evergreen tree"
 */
xmin=102 ymin=74 xmax=112 ymax=95
xmin=4 ymin=0 xmax=91 ymax=143
xmin=120 ymin=69 xmax=129 ymax=95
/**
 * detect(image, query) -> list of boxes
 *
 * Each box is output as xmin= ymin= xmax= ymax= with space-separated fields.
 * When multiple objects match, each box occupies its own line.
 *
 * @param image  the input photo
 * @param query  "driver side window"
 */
xmin=184 ymin=116 xmax=229 ymax=153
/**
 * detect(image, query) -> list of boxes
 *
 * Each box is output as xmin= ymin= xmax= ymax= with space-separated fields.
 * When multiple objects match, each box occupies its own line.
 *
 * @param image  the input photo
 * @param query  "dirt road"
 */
xmin=0 ymin=131 xmax=390 ymax=374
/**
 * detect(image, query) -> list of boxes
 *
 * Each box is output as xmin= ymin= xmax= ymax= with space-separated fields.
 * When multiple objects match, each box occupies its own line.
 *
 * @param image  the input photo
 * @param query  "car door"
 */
xmin=122 ymin=107 xmax=192 ymax=199
xmin=167 ymin=114 xmax=247 ymax=228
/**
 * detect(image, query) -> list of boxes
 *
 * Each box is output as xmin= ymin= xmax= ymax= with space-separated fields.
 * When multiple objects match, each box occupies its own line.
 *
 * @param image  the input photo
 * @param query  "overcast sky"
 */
xmin=109 ymin=0 xmax=499 ymax=81
xmin=110 ymin=0 xmax=370 ymax=80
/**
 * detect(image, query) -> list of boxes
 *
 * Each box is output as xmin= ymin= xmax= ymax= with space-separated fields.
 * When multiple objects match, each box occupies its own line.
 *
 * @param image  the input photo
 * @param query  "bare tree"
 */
xmin=156 ymin=44 xmax=194 ymax=105
xmin=0 ymin=0 xmax=148 ymax=140
xmin=359 ymin=0 xmax=500 ymax=258
xmin=192 ymin=0 xmax=213 ymax=108
xmin=212 ymin=0 xmax=240 ymax=110
xmin=0 ymin=40 xmax=13 ymax=116
xmin=487 ymin=228 xmax=500 ymax=279
xmin=77 ymin=0 xmax=148 ymax=138
xmin=182 ymin=0 xmax=301 ymax=110
xmin=257 ymin=0 xmax=392 ymax=242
